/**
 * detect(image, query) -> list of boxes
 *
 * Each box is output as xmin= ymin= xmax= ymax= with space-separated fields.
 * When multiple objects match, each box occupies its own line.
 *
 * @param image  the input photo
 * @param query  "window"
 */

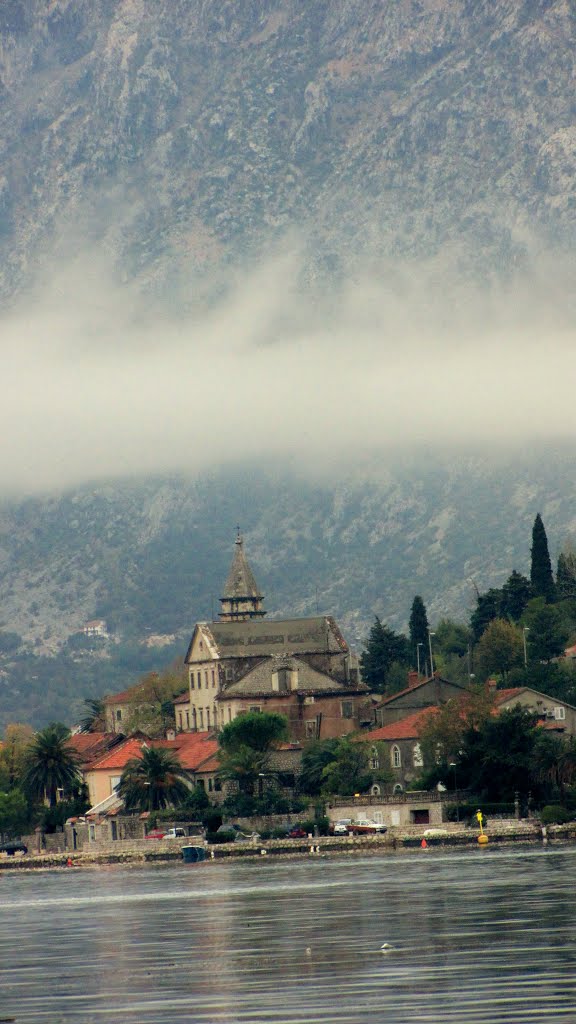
xmin=190 ymin=674 xmax=195 ymax=690
xmin=116 ymin=709 xmax=122 ymax=721
xmin=369 ymin=746 xmax=380 ymax=771
xmin=413 ymin=743 xmax=423 ymax=768
xmin=110 ymin=775 xmax=122 ymax=793
xmin=341 ymin=700 xmax=354 ymax=720
xmin=206 ymin=707 xmax=210 ymax=728
xmin=371 ymin=784 xmax=381 ymax=797
xmin=198 ymin=708 xmax=204 ymax=728
xmin=391 ymin=745 xmax=401 ymax=769
xmin=274 ymin=668 xmax=290 ymax=691
xmin=249 ymin=705 xmax=261 ymax=713
xmin=205 ymin=671 xmax=209 ymax=688
xmin=212 ymin=670 xmax=216 ymax=688
xmin=197 ymin=672 xmax=202 ymax=690
xmin=111 ymin=821 xmax=118 ymax=841
xmin=208 ymin=778 xmax=213 ymax=792
xmin=305 ymin=720 xmax=317 ymax=739
xmin=554 ymin=706 xmax=566 ymax=720
xmin=185 ymin=710 xmax=190 ymax=729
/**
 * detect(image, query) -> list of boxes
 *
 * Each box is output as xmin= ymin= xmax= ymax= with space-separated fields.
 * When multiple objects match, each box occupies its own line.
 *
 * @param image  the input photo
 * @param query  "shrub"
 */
xmin=540 ymin=805 xmax=572 ymax=825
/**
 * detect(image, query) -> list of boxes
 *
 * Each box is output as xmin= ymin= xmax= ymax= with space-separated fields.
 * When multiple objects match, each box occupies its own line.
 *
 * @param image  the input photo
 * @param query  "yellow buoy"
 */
xmin=478 ymin=833 xmax=489 ymax=845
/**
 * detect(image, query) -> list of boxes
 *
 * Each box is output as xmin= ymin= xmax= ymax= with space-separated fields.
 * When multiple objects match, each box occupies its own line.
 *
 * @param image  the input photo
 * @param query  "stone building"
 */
xmin=183 ymin=533 xmax=370 ymax=741
xmin=373 ymin=673 xmax=469 ymax=729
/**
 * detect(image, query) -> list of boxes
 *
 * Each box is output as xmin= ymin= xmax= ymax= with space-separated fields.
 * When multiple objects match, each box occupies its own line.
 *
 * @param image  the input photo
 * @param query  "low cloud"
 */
xmin=2 ymin=243 xmax=576 ymax=495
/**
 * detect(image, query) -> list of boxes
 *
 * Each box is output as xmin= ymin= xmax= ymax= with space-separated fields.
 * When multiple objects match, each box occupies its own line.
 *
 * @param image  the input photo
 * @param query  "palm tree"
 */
xmin=22 ymin=723 xmax=82 ymax=807
xmin=79 ymin=698 xmax=106 ymax=733
xmin=117 ymin=746 xmax=190 ymax=813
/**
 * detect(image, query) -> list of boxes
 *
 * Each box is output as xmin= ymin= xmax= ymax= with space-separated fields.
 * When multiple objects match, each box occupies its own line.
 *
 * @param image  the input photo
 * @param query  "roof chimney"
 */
xmin=407 ymin=670 xmax=420 ymax=689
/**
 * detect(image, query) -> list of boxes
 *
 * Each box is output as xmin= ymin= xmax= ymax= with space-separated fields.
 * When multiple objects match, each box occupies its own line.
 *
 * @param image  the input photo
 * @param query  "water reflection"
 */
xmin=1 ymin=845 xmax=576 ymax=1022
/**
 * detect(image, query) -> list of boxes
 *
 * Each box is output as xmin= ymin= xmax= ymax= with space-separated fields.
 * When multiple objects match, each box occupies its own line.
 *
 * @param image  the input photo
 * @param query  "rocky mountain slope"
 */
xmin=2 ymin=448 xmax=576 ymax=729
xmin=1 ymin=0 xmax=575 ymax=300
xmin=1 ymin=2 xmax=576 ymax=726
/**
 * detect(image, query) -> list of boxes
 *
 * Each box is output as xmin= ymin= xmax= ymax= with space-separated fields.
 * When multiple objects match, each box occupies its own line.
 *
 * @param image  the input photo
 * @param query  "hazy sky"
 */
xmin=2 ymin=244 xmax=576 ymax=495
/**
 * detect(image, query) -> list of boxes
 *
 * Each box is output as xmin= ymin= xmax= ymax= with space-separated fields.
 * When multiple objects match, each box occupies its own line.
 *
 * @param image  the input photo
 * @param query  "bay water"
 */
xmin=1 ymin=844 xmax=575 ymax=1023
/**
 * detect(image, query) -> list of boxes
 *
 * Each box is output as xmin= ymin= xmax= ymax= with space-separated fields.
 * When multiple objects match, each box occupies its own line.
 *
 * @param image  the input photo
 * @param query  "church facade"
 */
xmin=183 ymin=533 xmax=371 ymax=742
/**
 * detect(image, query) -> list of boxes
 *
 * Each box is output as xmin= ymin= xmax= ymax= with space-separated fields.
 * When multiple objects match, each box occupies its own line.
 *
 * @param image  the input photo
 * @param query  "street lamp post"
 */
xmin=428 ymin=630 xmax=436 ymax=677
xmin=449 ymin=761 xmax=459 ymax=821
xmin=523 ymin=627 xmax=530 ymax=668
xmin=416 ymin=642 xmax=424 ymax=676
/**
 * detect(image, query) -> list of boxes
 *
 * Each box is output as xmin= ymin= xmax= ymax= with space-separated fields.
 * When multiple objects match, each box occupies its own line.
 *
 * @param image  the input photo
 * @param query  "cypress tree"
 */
xmin=556 ymin=551 xmax=576 ymax=600
xmin=530 ymin=514 xmax=555 ymax=603
xmin=409 ymin=595 xmax=429 ymax=671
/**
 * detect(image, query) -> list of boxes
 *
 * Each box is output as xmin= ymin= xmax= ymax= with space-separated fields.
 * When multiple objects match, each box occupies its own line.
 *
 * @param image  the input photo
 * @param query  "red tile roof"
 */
xmin=493 ymin=688 xmax=524 ymax=705
xmin=88 ymin=737 xmax=148 ymax=771
xmin=67 ymin=732 xmax=123 ymax=768
xmin=173 ymin=692 xmax=191 ymax=704
xmin=86 ymin=732 xmax=219 ymax=773
xmin=358 ymin=707 xmax=438 ymax=742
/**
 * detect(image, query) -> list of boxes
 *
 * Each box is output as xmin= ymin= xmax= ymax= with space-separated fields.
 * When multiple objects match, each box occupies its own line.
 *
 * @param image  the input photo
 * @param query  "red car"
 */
xmin=144 ymin=829 xmax=167 ymax=840
xmin=285 ymin=825 xmax=308 ymax=838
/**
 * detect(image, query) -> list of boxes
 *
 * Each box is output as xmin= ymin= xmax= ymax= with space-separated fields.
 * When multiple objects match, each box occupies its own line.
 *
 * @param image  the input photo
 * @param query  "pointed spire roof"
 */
xmin=219 ymin=531 xmax=266 ymax=620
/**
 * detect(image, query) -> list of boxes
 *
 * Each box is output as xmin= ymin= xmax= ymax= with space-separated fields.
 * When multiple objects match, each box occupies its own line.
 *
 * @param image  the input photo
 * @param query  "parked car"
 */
xmin=332 ymin=819 xmax=350 ymax=835
xmin=348 ymin=819 xmax=387 ymax=835
xmin=145 ymin=827 xmax=188 ymax=840
xmin=330 ymin=819 xmax=352 ymax=835
xmin=285 ymin=825 xmax=308 ymax=838
xmin=0 ymin=841 xmax=28 ymax=855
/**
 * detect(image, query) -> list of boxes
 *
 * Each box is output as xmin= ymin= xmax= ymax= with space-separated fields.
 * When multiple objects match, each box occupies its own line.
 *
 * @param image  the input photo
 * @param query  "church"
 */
xmin=179 ymin=533 xmax=372 ymax=742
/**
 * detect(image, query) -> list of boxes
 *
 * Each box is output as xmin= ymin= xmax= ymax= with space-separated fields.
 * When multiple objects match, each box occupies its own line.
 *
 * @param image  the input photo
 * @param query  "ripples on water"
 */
xmin=1 ymin=845 xmax=576 ymax=1023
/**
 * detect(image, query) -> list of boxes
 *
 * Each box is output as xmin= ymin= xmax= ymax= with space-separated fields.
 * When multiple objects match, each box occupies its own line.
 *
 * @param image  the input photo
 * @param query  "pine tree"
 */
xmin=530 ymin=514 xmax=555 ymax=603
xmin=360 ymin=617 xmax=409 ymax=692
xmin=470 ymin=588 xmax=503 ymax=642
xmin=501 ymin=571 xmax=532 ymax=621
xmin=408 ymin=595 xmax=429 ymax=671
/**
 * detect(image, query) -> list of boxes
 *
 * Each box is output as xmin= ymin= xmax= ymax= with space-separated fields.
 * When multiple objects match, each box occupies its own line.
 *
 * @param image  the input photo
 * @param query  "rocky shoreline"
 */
xmin=1 ymin=820 xmax=572 ymax=871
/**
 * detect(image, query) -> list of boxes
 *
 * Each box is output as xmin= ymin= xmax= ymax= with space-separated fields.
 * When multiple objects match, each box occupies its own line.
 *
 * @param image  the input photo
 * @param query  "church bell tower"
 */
xmin=218 ymin=531 xmax=266 ymax=621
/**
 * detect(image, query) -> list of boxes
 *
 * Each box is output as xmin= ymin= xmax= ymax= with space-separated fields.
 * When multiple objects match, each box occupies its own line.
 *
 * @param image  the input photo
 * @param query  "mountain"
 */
xmin=1 ymin=2 xmax=576 ymax=727
xmin=2 ymin=448 xmax=576 ymax=730
xmin=1 ymin=1 xmax=575 ymax=300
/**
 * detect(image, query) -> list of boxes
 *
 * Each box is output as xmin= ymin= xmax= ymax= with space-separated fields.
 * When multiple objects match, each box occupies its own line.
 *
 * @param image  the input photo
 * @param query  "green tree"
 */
xmin=476 ymin=618 xmax=524 ymax=681
xmin=21 ymin=723 xmax=82 ymax=808
xmin=434 ymin=619 xmax=471 ymax=658
xmin=299 ymin=738 xmax=340 ymax=795
xmin=556 ymin=551 xmax=576 ymax=600
xmin=0 ymin=723 xmax=34 ymax=788
xmin=79 ymin=698 xmax=106 ymax=734
xmin=320 ymin=739 xmax=373 ymax=796
xmin=530 ymin=513 xmax=555 ymax=603
xmin=408 ymin=596 xmax=429 ymax=671
xmin=501 ymin=571 xmax=533 ymax=621
xmin=123 ymin=662 xmax=188 ymax=738
xmin=418 ymin=686 xmax=497 ymax=769
xmin=523 ymin=600 xmax=568 ymax=663
xmin=217 ymin=711 xmax=288 ymax=796
xmin=117 ymin=746 xmax=190 ymax=813
xmin=458 ymin=707 xmax=540 ymax=801
xmin=470 ymin=588 xmax=503 ymax=642
xmin=360 ymin=617 xmax=409 ymax=692
xmin=0 ymin=788 xmax=31 ymax=838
